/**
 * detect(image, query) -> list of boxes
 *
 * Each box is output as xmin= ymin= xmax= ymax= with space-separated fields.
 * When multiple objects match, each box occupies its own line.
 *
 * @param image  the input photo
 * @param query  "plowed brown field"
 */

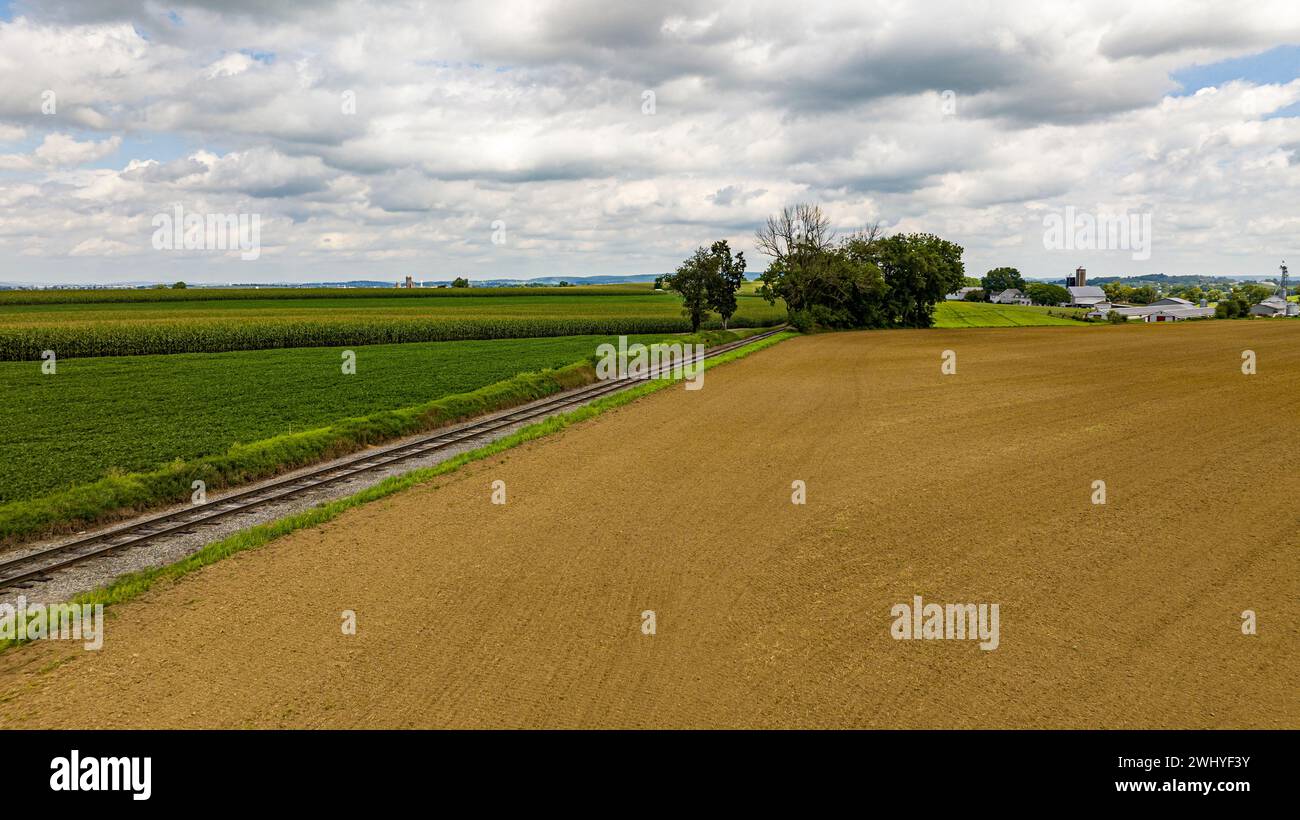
xmin=1 ymin=322 xmax=1297 ymax=728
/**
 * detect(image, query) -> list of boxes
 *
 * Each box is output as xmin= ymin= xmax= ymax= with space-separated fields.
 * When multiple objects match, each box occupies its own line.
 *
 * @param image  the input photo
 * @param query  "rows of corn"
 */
xmin=0 ymin=284 xmax=652 ymax=306
xmin=0 ymin=316 xmax=784 ymax=360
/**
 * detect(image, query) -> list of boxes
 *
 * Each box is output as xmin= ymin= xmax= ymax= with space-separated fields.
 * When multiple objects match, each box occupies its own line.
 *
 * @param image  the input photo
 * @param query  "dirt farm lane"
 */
xmin=1 ymin=322 xmax=1296 ymax=728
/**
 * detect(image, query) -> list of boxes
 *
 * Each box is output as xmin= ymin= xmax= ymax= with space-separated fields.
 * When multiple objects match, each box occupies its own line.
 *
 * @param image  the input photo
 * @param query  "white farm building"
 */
xmin=1065 ymin=286 xmax=1108 ymax=308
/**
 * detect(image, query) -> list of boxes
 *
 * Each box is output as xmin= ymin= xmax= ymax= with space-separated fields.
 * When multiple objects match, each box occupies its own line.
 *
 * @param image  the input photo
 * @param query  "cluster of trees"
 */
xmin=450 ymin=277 xmax=470 ymax=288
xmin=1100 ymin=283 xmax=1159 ymax=304
xmin=1102 ymin=280 xmax=1277 ymax=306
xmin=1181 ymin=283 xmax=1273 ymax=305
xmin=1025 ymin=282 xmax=1069 ymax=306
xmin=745 ymin=204 xmax=964 ymax=331
xmin=1214 ymin=296 xmax=1254 ymax=319
xmin=661 ymin=240 xmax=747 ymax=331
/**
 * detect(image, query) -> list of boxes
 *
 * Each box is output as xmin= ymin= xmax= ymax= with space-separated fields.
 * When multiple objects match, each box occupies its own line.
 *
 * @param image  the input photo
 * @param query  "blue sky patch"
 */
xmin=1171 ymin=44 xmax=1300 ymax=94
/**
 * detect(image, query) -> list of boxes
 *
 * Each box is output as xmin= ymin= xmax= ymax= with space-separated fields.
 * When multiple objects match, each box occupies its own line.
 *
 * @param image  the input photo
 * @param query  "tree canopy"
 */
xmin=665 ymin=240 xmax=748 ymax=331
xmin=705 ymin=240 xmax=746 ymax=328
xmin=1025 ymin=282 xmax=1069 ymax=306
xmin=754 ymin=204 xmax=965 ymax=330
xmin=980 ymin=267 xmax=1025 ymax=295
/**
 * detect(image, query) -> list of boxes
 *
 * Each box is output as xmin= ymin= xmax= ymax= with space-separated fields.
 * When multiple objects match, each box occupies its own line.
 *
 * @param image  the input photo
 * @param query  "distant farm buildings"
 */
xmin=1249 ymin=296 xmax=1297 ymax=317
xmin=940 ymin=285 xmax=1032 ymax=305
xmin=1100 ymin=297 xmax=1215 ymax=322
xmin=989 ymin=288 xmax=1031 ymax=305
xmin=1065 ymin=285 xmax=1108 ymax=308
xmin=943 ymin=262 xmax=1297 ymax=322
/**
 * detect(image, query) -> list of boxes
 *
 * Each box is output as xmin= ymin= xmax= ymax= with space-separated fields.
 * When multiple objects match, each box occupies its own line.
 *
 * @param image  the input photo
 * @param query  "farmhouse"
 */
xmin=989 ymin=288 xmax=1031 ymax=305
xmin=945 ymin=286 xmax=980 ymax=301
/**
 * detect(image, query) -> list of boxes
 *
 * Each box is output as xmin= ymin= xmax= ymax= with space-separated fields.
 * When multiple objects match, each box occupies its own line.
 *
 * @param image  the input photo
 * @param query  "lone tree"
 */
xmin=980 ymin=266 xmax=1025 ymax=295
xmin=705 ymin=240 xmax=746 ymax=329
xmin=664 ymin=246 xmax=717 ymax=332
xmin=451 ymin=276 xmax=470 ymax=288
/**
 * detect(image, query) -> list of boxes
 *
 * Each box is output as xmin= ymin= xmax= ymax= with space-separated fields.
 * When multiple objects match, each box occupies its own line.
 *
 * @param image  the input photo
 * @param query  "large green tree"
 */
xmin=1025 ymin=282 xmax=1069 ymax=306
xmin=664 ymin=246 xmax=718 ymax=332
xmin=705 ymin=240 xmax=746 ymax=329
xmin=1129 ymin=285 xmax=1157 ymax=304
xmin=754 ymin=203 xmax=840 ymax=315
xmin=804 ymin=230 xmax=888 ymax=328
xmin=1102 ymin=282 xmax=1133 ymax=303
xmin=872 ymin=233 xmax=966 ymax=327
xmin=980 ymin=266 xmax=1025 ymax=295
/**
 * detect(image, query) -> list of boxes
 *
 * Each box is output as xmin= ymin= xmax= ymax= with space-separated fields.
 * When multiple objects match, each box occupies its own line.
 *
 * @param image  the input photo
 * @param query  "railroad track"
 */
xmin=0 ymin=326 xmax=787 ymax=591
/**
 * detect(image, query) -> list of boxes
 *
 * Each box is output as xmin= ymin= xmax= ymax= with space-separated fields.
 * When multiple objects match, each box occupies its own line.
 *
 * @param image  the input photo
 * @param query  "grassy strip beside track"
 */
xmin=0 ymin=329 xmax=752 ymax=542
xmin=0 ymin=330 xmax=796 ymax=653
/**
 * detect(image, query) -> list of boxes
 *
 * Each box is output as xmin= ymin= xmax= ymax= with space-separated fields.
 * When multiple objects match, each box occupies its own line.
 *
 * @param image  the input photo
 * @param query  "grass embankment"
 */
xmin=0 ymin=330 xmax=752 ymax=544
xmin=0 ymin=330 xmax=795 ymax=652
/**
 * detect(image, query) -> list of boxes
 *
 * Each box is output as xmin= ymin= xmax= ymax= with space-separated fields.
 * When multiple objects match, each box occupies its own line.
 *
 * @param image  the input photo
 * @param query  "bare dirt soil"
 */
xmin=1 ymin=322 xmax=1296 ymax=728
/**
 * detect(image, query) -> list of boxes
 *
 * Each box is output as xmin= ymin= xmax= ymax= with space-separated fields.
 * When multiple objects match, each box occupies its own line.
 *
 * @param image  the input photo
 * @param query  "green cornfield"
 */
xmin=0 ymin=289 xmax=787 ymax=359
xmin=0 ymin=283 xmax=654 ymax=306
xmin=0 ymin=315 xmax=789 ymax=360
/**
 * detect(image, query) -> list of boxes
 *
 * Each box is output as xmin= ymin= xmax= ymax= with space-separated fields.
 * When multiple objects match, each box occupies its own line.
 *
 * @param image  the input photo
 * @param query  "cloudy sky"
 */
xmin=1 ymin=0 xmax=1298 ymax=285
